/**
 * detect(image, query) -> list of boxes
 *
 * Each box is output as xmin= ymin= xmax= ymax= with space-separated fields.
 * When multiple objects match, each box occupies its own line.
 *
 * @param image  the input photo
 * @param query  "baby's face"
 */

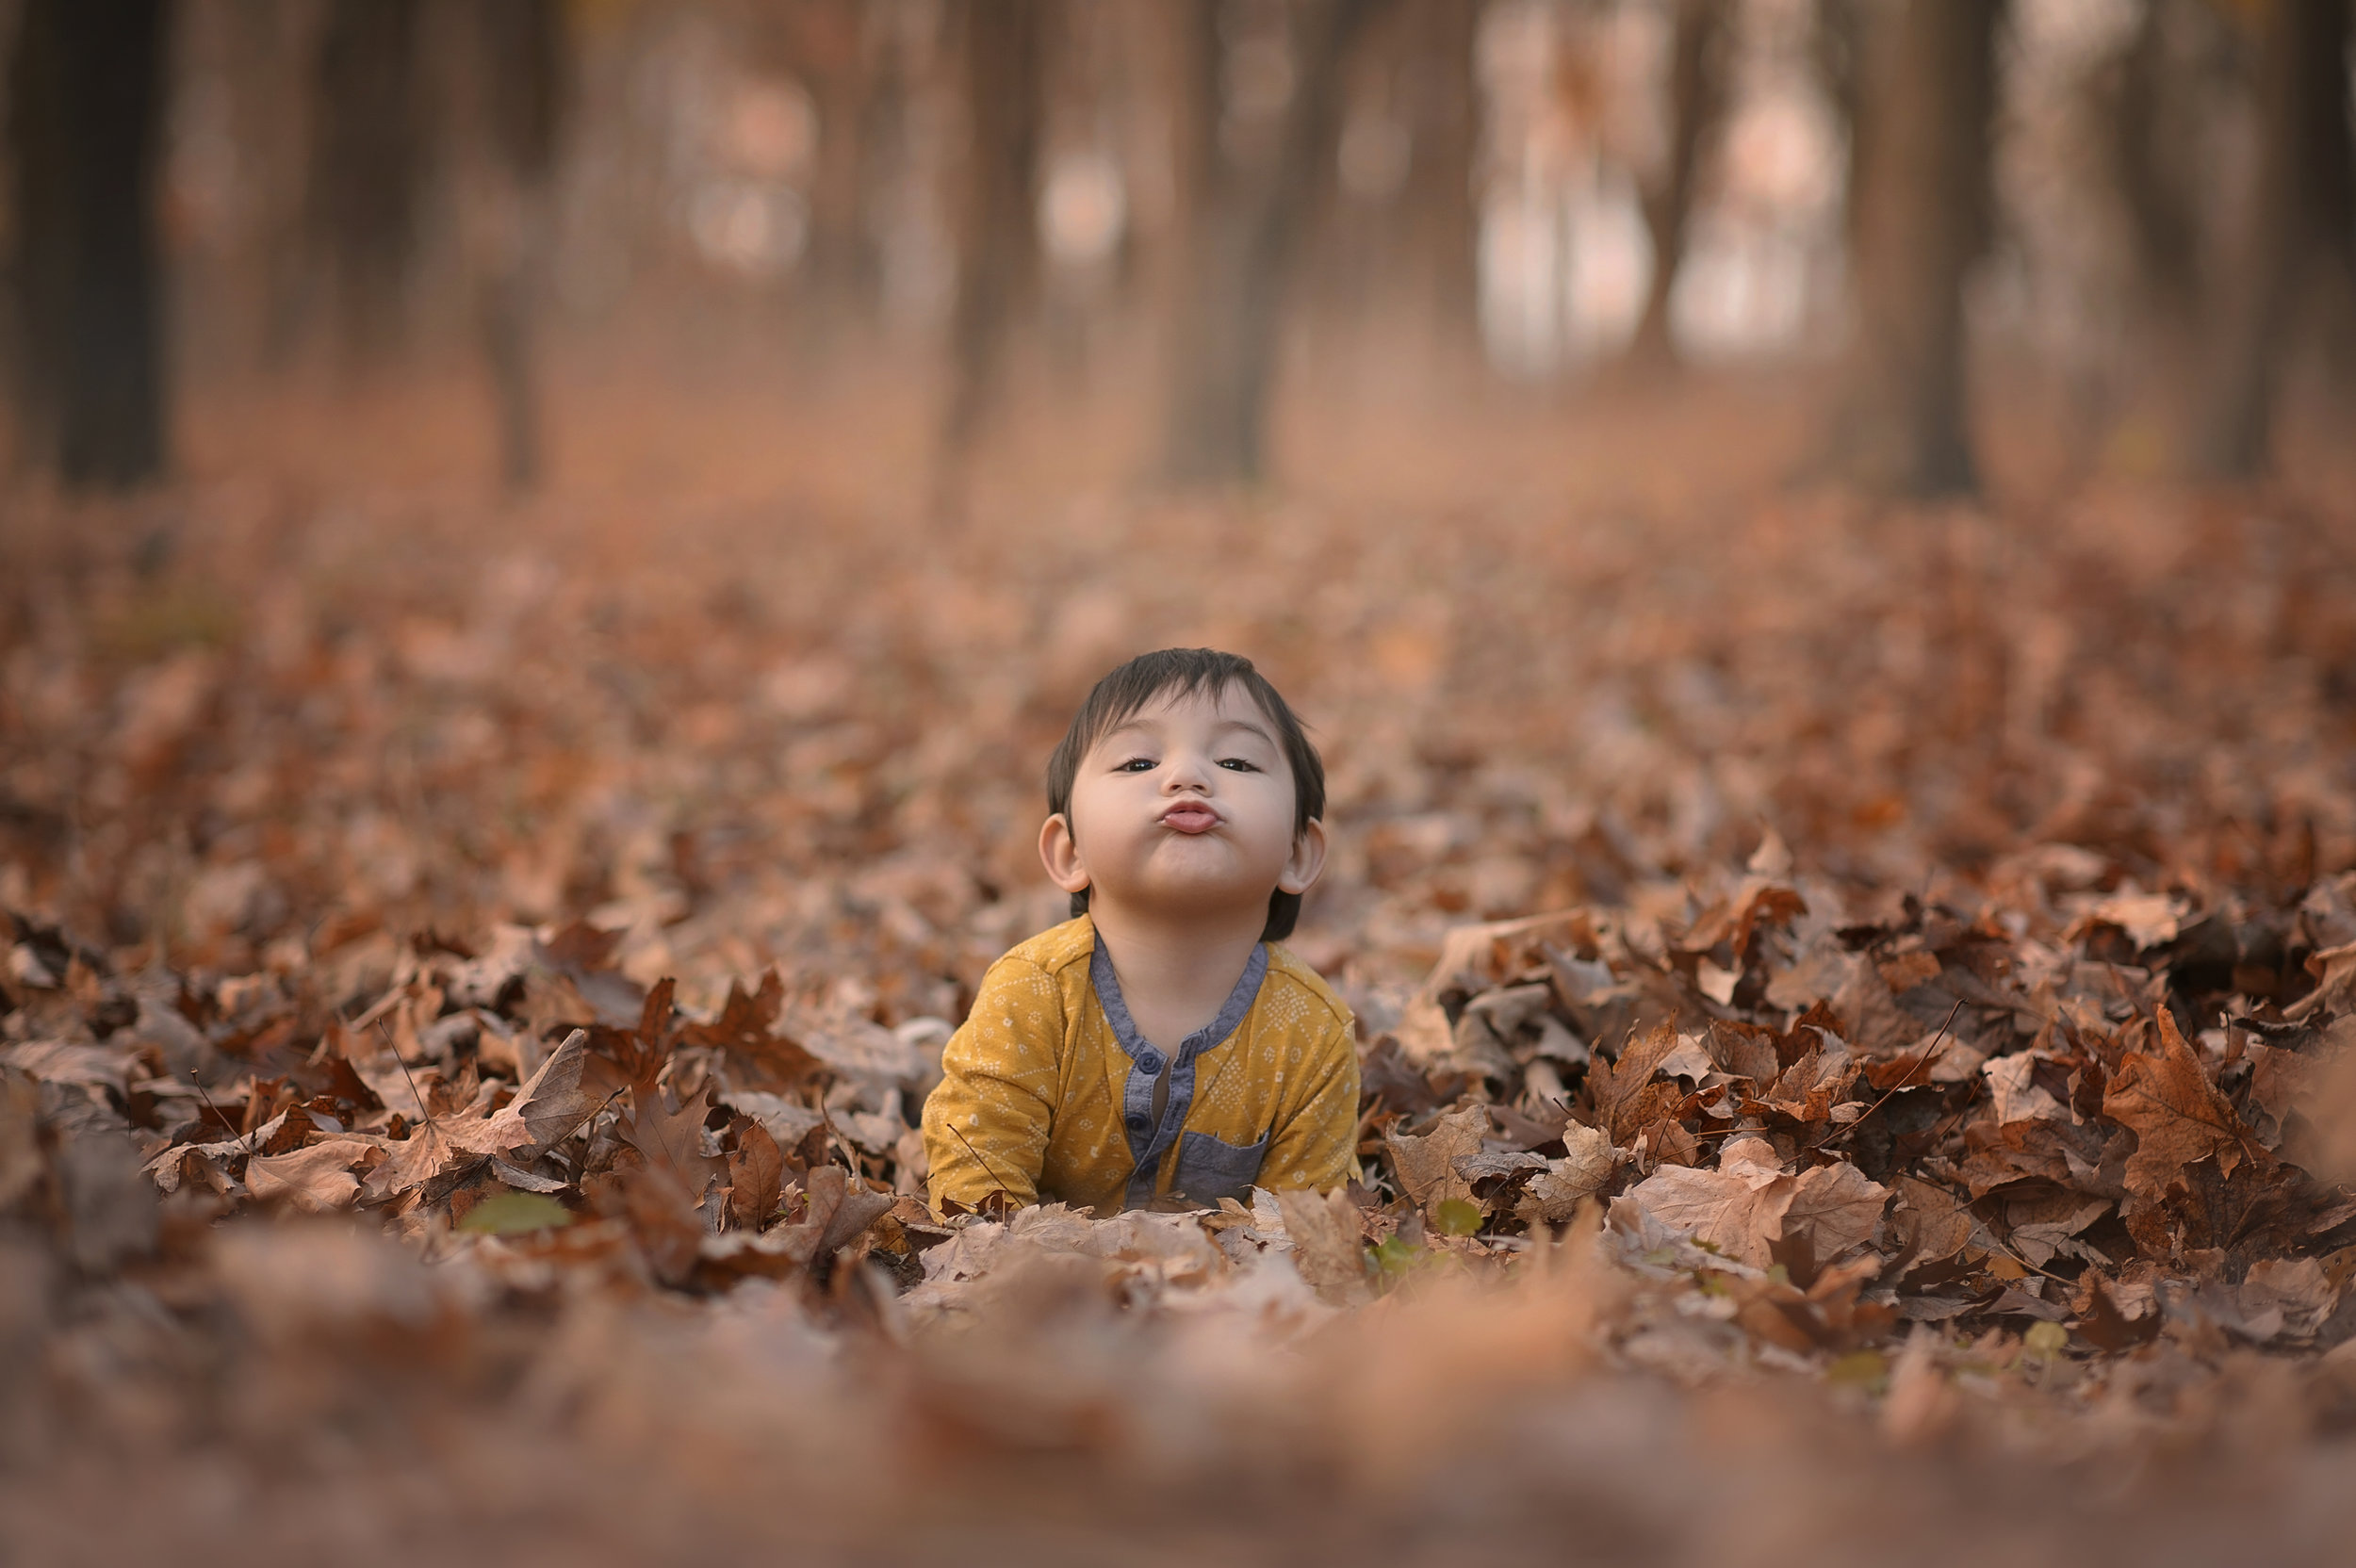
xmin=1048 ymin=683 xmax=1321 ymax=924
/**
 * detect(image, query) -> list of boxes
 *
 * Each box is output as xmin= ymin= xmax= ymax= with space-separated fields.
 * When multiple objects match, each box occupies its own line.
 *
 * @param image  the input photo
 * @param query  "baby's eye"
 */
xmin=1117 ymin=757 xmax=1156 ymax=773
xmin=1218 ymin=758 xmax=1258 ymax=772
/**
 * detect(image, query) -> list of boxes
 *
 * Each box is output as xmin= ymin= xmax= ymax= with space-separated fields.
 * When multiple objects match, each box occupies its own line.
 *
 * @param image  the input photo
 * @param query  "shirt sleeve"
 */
xmin=922 ymin=956 xmax=1062 ymax=1215
xmin=1258 ymin=1009 xmax=1361 ymax=1194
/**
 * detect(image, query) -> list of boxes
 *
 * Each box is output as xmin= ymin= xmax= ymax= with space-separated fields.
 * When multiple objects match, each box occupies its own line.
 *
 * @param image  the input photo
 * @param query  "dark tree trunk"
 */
xmin=1832 ymin=0 xmax=2004 ymax=498
xmin=8 ymin=0 xmax=171 ymax=489
xmin=939 ymin=0 xmax=1048 ymax=473
xmin=310 ymin=0 xmax=427 ymax=367
xmin=2196 ymin=0 xmax=2354 ymax=480
xmin=1630 ymin=0 xmax=1730 ymax=367
xmin=788 ymin=0 xmax=879 ymax=326
xmin=1399 ymin=0 xmax=1481 ymax=359
xmin=1809 ymin=0 xmax=1868 ymax=273
xmin=474 ymin=0 xmax=566 ymax=494
xmin=2110 ymin=0 xmax=2201 ymax=307
xmin=1160 ymin=0 xmax=1373 ymax=486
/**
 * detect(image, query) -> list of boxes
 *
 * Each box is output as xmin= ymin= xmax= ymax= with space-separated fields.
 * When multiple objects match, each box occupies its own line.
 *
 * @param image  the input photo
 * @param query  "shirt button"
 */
xmin=1137 ymin=1050 xmax=1165 ymax=1076
xmin=1124 ymin=1112 xmax=1151 ymax=1134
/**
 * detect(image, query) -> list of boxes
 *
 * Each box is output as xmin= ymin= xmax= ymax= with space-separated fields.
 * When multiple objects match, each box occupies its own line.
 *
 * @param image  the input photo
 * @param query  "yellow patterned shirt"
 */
xmin=922 ymin=914 xmax=1360 ymax=1217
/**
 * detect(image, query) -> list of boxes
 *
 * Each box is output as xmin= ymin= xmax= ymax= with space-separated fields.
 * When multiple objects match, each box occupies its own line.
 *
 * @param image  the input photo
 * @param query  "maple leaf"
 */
xmin=680 ymin=970 xmax=821 ymax=1092
xmin=1588 ymin=1022 xmax=1683 ymax=1144
xmin=619 ymin=1073 xmax=726 ymax=1198
xmin=2102 ymin=1009 xmax=2260 ymax=1201
xmin=1513 ymin=1122 xmax=1616 ymax=1224
xmin=244 ymin=1137 xmax=380 ymax=1212
xmin=1780 ymin=1162 xmax=1890 ymax=1261
xmin=1615 ymin=1159 xmax=1792 ymax=1270
xmin=500 ymin=1028 xmax=609 ymax=1154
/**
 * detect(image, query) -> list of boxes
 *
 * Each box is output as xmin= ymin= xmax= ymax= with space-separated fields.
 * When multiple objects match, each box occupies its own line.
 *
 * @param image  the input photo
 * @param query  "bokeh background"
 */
xmin=10 ymin=8 xmax=2356 ymax=1562
xmin=10 ymin=0 xmax=2354 ymax=501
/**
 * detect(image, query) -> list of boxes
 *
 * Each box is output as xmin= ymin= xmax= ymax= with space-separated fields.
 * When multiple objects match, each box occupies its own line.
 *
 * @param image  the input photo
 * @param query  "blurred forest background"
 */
xmin=6 ymin=0 xmax=2353 ymax=506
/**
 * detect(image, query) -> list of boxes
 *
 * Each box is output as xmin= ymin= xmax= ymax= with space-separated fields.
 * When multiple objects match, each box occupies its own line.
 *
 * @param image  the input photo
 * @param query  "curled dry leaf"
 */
xmin=1514 ymin=1121 xmax=1616 ymax=1225
xmin=1383 ymin=1104 xmax=1489 ymax=1216
xmin=244 ymin=1137 xmax=380 ymax=1212
xmin=1275 ymin=1185 xmax=1371 ymax=1306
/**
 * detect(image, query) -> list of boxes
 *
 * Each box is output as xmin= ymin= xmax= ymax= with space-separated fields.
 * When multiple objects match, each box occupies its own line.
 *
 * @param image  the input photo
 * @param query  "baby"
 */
xmin=922 ymin=647 xmax=1360 ymax=1215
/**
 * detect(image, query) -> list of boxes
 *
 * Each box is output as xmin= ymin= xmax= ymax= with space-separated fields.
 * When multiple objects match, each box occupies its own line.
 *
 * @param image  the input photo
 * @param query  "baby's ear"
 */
xmin=1277 ymin=817 xmax=1327 ymax=895
xmin=1039 ymin=813 xmax=1091 ymax=893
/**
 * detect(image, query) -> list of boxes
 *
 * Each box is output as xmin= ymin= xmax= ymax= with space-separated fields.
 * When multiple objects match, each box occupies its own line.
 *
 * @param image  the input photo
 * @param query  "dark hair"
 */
xmin=1046 ymin=648 xmax=1325 ymax=941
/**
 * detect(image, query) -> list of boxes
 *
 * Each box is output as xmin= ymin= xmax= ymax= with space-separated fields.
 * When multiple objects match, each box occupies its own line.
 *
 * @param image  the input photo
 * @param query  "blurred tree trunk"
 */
xmin=2110 ymin=0 xmax=2201 ymax=308
xmin=939 ymin=0 xmax=1048 ymax=478
xmin=1831 ymin=0 xmax=2003 ymax=498
xmin=310 ymin=0 xmax=426 ymax=367
xmin=1629 ymin=0 xmax=1730 ymax=368
xmin=2196 ymin=0 xmax=2354 ymax=480
xmin=788 ymin=0 xmax=879 ymax=329
xmin=474 ymin=0 xmax=566 ymax=494
xmin=1161 ymin=0 xmax=1374 ymax=486
xmin=1400 ymin=0 xmax=1481 ymax=362
xmin=8 ymin=0 xmax=171 ymax=489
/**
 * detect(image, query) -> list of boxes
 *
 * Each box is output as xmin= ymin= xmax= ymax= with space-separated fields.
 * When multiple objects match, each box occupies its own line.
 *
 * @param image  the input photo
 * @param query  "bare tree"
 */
xmin=784 ymin=0 xmax=882 ymax=329
xmin=309 ymin=0 xmax=426 ymax=368
xmin=473 ymin=0 xmax=566 ymax=494
xmin=2196 ymin=0 xmax=2355 ymax=480
xmin=1827 ymin=0 xmax=2004 ymax=497
xmin=2107 ymin=0 xmax=2202 ymax=310
xmin=1382 ymin=0 xmax=1484 ymax=364
xmin=8 ymin=0 xmax=170 ymax=489
xmin=939 ymin=0 xmax=1048 ymax=482
xmin=1629 ymin=0 xmax=1731 ymax=367
xmin=1161 ymin=0 xmax=1376 ymax=486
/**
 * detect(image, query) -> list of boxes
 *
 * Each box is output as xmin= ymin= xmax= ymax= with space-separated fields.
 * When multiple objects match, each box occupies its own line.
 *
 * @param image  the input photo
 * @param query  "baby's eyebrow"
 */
xmin=1213 ymin=718 xmax=1277 ymax=746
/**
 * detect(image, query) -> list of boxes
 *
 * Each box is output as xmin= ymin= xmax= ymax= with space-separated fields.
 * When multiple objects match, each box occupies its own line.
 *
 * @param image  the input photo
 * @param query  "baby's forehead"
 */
xmin=1107 ymin=682 xmax=1272 ymax=725
xmin=1095 ymin=681 xmax=1271 ymax=734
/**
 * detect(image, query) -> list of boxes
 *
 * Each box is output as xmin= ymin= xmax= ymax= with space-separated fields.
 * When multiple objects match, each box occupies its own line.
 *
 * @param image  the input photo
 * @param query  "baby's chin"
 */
xmin=1103 ymin=862 xmax=1282 ymax=915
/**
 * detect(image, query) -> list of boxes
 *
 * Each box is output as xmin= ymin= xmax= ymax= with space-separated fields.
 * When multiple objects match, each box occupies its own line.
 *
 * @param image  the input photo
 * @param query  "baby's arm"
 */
xmin=921 ymin=957 xmax=1062 ymax=1214
xmin=1257 ymin=1013 xmax=1361 ymax=1194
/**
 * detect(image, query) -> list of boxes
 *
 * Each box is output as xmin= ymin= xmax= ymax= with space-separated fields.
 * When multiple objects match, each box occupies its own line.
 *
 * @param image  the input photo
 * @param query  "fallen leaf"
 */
xmin=1514 ymin=1122 xmax=1616 ymax=1224
xmin=1275 ymin=1185 xmax=1371 ymax=1306
xmin=1383 ymin=1103 xmax=1488 ymax=1214
xmin=244 ymin=1137 xmax=377 ymax=1212
xmin=1780 ymin=1162 xmax=1890 ymax=1261
xmin=2102 ymin=1010 xmax=2258 ymax=1200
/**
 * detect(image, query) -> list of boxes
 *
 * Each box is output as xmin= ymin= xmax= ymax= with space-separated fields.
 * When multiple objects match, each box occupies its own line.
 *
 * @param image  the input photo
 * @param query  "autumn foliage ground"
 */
xmin=8 ymin=364 xmax=2356 ymax=1563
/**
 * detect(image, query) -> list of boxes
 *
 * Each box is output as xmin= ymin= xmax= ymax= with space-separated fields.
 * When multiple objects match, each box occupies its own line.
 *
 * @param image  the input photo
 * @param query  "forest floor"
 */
xmin=7 ymin=363 xmax=2356 ymax=1563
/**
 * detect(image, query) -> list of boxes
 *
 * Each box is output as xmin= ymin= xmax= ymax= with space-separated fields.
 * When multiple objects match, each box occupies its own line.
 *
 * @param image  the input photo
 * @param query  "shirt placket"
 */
xmin=1092 ymin=939 xmax=1268 ymax=1211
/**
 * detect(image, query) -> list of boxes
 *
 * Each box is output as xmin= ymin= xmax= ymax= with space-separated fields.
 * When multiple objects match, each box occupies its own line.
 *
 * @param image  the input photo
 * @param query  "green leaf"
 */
xmin=459 ymin=1191 xmax=575 ymax=1235
xmin=2021 ymin=1319 xmax=2070 ymax=1362
xmin=1370 ymin=1234 xmax=1427 ymax=1276
xmin=1432 ymin=1198 xmax=1482 ymax=1237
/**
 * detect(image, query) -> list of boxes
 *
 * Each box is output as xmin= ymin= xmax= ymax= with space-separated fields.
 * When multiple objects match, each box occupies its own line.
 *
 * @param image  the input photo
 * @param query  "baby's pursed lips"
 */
xmin=1159 ymin=801 xmax=1219 ymax=833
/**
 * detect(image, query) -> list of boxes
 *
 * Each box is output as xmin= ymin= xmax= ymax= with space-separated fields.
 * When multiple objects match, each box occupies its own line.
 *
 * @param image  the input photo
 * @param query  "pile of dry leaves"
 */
xmin=9 ymin=428 xmax=2356 ymax=1558
xmin=14 ymin=852 xmax=2356 ymax=1563
xmin=12 ymin=838 xmax=2356 ymax=1353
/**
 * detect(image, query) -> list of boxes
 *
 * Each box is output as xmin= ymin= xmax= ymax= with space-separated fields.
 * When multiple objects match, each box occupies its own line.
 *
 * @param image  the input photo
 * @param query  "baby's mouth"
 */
xmin=1160 ymin=803 xmax=1219 ymax=834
